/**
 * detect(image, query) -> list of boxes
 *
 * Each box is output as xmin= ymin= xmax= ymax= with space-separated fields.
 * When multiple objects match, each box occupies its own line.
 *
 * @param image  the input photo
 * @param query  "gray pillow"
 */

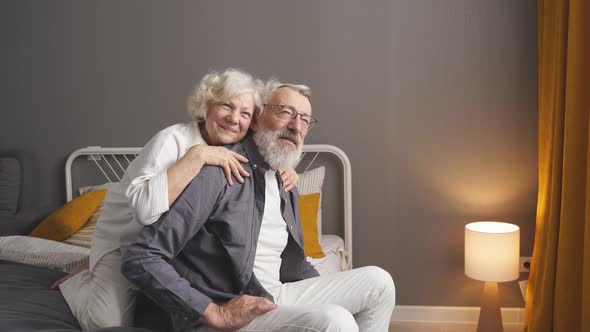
xmin=0 ymin=158 xmax=20 ymax=214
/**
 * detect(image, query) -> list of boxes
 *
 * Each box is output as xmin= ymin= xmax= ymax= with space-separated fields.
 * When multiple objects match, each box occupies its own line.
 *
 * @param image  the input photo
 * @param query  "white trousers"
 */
xmin=59 ymin=250 xmax=136 ymax=331
xmin=198 ymin=266 xmax=395 ymax=332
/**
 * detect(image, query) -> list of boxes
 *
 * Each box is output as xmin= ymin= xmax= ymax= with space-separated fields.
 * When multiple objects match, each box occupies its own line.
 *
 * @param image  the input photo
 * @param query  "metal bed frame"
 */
xmin=65 ymin=145 xmax=353 ymax=267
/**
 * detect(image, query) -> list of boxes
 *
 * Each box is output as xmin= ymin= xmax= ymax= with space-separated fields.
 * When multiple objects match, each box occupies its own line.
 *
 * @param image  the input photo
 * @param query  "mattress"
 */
xmin=0 ymin=260 xmax=80 ymax=331
xmin=0 ymin=233 xmax=349 ymax=332
xmin=0 ymin=260 xmax=154 ymax=332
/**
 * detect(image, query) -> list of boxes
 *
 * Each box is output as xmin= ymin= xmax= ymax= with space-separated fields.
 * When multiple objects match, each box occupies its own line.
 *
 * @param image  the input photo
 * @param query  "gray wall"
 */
xmin=1 ymin=0 xmax=537 ymax=307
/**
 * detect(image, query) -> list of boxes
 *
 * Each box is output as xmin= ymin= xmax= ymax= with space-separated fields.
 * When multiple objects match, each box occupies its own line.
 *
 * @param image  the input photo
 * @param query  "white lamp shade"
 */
xmin=465 ymin=221 xmax=520 ymax=282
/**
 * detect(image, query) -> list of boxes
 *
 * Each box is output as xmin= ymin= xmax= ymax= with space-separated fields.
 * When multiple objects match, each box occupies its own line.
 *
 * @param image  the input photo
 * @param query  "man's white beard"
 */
xmin=253 ymin=127 xmax=303 ymax=171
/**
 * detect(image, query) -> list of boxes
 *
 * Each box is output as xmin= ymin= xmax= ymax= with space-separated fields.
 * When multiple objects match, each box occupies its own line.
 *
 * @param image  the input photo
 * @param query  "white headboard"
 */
xmin=65 ymin=145 xmax=353 ymax=266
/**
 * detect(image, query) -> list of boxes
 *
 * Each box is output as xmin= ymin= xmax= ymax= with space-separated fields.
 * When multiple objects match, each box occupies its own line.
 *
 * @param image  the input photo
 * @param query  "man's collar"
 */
xmin=241 ymin=130 xmax=270 ymax=171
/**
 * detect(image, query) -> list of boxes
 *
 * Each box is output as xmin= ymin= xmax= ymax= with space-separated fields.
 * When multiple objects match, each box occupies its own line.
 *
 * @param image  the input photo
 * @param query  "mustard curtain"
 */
xmin=526 ymin=0 xmax=589 ymax=331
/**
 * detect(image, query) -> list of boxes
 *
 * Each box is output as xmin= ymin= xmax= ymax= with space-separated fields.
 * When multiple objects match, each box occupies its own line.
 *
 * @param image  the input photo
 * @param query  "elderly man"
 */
xmin=121 ymin=82 xmax=395 ymax=332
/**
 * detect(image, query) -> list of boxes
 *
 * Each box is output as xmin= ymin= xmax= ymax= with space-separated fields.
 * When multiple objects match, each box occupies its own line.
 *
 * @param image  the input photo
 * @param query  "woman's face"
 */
xmin=203 ymin=93 xmax=255 ymax=145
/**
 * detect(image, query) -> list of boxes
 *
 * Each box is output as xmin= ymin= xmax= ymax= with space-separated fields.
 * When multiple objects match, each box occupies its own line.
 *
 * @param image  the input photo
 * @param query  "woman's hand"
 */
xmin=280 ymin=168 xmax=299 ymax=192
xmin=191 ymin=145 xmax=250 ymax=185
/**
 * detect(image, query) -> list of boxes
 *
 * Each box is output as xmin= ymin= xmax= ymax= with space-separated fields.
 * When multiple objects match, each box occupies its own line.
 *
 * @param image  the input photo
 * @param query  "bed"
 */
xmin=0 ymin=144 xmax=353 ymax=331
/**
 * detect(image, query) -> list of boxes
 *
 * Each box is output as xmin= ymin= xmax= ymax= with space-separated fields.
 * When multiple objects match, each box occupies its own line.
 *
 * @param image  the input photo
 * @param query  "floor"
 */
xmin=389 ymin=321 xmax=525 ymax=332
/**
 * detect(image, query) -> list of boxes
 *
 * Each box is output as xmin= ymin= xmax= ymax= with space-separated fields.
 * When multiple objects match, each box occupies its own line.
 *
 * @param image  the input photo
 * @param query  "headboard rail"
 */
xmin=65 ymin=145 xmax=353 ymax=266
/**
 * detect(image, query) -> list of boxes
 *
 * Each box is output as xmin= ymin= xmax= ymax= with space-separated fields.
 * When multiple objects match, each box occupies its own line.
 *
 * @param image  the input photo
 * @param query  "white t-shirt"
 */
xmin=90 ymin=121 xmax=205 ymax=271
xmin=253 ymin=170 xmax=289 ymax=295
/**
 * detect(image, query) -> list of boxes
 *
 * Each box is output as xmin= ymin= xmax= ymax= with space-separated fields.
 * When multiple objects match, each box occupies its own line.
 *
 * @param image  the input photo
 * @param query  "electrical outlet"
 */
xmin=520 ymin=256 xmax=531 ymax=272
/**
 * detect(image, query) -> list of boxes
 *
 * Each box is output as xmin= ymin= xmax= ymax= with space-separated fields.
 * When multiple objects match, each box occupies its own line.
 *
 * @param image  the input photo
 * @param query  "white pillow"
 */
xmin=0 ymin=235 xmax=89 ymax=272
xmin=297 ymin=166 xmax=325 ymax=234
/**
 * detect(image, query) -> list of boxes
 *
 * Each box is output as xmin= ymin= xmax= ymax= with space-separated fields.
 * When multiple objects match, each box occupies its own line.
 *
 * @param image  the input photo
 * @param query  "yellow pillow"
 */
xmin=30 ymin=189 xmax=107 ymax=241
xmin=298 ymin=193 xmax=326 ymax=258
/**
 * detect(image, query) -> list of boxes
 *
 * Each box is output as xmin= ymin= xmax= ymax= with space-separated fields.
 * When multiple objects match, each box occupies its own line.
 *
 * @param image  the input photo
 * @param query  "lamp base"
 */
xmin=477 ymin=282 xmax=503 ymax=332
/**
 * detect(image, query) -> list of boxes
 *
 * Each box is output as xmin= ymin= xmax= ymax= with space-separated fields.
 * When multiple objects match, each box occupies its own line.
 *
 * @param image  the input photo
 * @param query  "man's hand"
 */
xmin=200 ymin=295 xmax=277 ymax=332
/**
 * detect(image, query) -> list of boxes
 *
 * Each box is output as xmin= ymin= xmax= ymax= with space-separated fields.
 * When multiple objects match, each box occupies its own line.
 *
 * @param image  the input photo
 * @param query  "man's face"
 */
xmin=252 ymin=87 xmax=312 ymax=170
xmin=255 ymin=87 xmax=312 ymax=144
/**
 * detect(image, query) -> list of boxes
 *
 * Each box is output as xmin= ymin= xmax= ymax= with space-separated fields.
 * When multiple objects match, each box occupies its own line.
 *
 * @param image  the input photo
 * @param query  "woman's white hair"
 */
xmin=259 ymin=79 xmax=312 ymax=116
xmin=187 ymin=68 xmax=262 ymax=123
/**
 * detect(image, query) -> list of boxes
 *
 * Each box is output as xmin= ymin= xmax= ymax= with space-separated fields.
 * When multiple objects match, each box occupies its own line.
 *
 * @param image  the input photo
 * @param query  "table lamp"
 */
xmin=465 ymin=221 xmax=520 ymax=332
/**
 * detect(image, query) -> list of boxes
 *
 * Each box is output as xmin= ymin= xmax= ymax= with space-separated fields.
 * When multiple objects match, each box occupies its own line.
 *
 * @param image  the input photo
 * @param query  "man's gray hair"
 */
xmin=187 ymin=68 xmax=262 ymax=123
xmin=260 ymin=79 xmax=312 ymax=115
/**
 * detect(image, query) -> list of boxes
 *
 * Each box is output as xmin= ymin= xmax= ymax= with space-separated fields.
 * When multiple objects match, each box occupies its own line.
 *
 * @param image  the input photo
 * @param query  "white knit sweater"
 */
xmin=89 ymin=121 xmax=206 ymax=271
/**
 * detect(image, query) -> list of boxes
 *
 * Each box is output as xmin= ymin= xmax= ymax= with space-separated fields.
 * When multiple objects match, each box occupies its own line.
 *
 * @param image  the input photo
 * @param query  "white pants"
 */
xmin=59 ymin=250 xmax=136 ymax=331
xmin=198 ymin=266 xmax=395 ymax=332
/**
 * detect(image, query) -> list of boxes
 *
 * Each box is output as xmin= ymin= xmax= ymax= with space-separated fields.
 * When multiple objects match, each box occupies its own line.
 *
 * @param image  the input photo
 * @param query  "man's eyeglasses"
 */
xmin=264 ymin=104 xmax=318 ymax=130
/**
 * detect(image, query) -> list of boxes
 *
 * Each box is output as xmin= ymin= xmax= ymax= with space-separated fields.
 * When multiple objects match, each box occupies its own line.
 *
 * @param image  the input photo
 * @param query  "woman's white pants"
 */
xmin=59 ymin=250 xmax=135 ymax=331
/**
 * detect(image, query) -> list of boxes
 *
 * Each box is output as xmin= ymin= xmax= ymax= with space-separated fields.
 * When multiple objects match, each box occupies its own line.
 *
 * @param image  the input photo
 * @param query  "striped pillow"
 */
xmin=63 ymin=204 xmax=102 ymax=248
xmin=0 ymin=235 xmax=89 ymax=272
xmin=62 ymin=183 xmax=117 ymax=248
xmin=77 ymin=182 xmax=118 ymax=196
xmin=297 ymin=167 xmax=325 ymax=234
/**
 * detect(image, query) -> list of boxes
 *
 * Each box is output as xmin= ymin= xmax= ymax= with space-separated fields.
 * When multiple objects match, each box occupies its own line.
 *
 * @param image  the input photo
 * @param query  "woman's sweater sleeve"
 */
xmin=125 ymin=132 xmax=180 ymax=226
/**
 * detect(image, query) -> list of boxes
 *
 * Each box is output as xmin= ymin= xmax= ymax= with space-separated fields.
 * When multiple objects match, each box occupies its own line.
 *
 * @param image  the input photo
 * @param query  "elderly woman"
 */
xmin=55 ymin=68 xmax=299 ymax=331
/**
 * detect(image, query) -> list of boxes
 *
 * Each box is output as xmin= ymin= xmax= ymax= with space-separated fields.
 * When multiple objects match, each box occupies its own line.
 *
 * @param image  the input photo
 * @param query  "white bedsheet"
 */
xmin=308 ymin=234 xmax=349 ymax=275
